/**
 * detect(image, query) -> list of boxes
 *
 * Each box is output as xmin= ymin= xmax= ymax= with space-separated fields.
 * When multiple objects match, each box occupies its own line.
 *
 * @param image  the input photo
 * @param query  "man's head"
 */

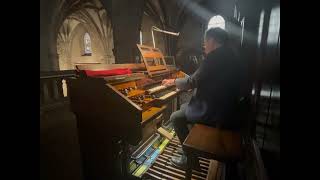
xmin=203 ymin=27 xmax=229 ymax=55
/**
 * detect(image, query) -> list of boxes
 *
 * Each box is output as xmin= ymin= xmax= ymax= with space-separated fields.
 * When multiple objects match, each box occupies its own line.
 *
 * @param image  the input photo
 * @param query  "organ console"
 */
xmin=68 ymin=45 xmax=219 ymax=180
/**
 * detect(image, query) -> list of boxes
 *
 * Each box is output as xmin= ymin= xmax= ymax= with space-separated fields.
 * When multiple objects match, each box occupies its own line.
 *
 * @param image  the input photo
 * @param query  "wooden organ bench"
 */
xmin=183 ymin=124 xmax=243 ymax=180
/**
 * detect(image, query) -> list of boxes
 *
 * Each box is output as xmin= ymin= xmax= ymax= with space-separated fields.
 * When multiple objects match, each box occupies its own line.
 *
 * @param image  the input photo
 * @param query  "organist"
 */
xmin=161 ymin=27 xmax=247 ymax=169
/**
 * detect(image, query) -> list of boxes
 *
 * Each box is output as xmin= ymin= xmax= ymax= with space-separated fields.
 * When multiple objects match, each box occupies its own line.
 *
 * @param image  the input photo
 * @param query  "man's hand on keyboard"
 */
xmin=161 ymin=79 xmax=175 ymax=87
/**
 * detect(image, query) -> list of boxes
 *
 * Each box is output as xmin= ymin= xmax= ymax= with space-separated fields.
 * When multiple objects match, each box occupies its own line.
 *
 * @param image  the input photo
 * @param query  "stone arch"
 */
xmin=47 ymin=0 xmax=114 ymax=70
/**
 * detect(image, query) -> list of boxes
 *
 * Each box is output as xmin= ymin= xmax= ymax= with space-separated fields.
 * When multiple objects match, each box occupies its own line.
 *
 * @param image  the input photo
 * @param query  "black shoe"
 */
xmin=170 ymin=154 xmax=202 ymax=171
xmin=176 ymin=147 xmax=184 ymax=154
xmin=171 ymin=154 xmax=188 ymax=170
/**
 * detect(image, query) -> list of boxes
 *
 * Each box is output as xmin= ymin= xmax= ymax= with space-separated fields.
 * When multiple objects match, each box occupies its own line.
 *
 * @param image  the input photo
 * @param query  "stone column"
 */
xmin=107 ymin=0 xmax=144 ymax=63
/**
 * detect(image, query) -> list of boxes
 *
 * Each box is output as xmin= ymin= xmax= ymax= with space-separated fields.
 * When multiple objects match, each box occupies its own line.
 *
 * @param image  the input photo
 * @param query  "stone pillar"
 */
xmin=48 ymin=51 xmax=60 ymax=70
xmin=108 ymin=0 xmax=144 ymax=63
xmin=40 ymin=0 xmax=61 ymax=71
xmin=40 ymin=0 xmax=51 ymax=71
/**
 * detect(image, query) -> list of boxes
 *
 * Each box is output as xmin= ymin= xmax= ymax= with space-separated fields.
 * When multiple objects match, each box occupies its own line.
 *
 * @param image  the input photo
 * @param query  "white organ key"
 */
xmin=158 ymin=91 xmax=177 ymax=100
xmin=147 ymin=85 xmax=167 ymax=94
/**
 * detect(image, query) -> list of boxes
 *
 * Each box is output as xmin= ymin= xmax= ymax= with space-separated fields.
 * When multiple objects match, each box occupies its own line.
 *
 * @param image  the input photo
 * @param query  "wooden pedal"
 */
xmin=157 ymin=127 xmax=174 ymax=140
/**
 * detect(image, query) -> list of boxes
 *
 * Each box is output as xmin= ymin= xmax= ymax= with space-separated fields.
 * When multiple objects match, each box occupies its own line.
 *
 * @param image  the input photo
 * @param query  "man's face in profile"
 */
xmin=203 ymin=37 xmax=215 ymax=55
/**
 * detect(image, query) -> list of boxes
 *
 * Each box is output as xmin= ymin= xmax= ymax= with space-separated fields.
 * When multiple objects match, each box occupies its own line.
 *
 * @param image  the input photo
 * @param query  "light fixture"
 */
xmin=151 ymin=26 xmax=180 ymax=48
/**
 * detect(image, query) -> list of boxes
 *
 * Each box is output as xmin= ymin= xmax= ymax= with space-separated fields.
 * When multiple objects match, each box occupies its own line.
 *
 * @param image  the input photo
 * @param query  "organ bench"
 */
xmin=183 ymin=124 xmax=242 ymax=180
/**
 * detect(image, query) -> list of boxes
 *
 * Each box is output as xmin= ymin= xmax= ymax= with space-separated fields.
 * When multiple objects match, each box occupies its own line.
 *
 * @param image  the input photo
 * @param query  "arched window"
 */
xmin=267 ymin=6 xmax=280 ymax=45
xmin=208 ymin=15 xmax=225 ymax=30
xmin=140 ymin=31 xmax=143 ymax=45
xmin=84 ymin=32 xmax=92 ymax=55
xmin=257 ymin=10 xmax=265 ymax=46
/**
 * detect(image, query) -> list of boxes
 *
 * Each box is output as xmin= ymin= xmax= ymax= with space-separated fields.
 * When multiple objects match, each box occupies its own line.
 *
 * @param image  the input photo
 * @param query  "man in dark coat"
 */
xmin=162 ymin=27 xmax=246 ymax=168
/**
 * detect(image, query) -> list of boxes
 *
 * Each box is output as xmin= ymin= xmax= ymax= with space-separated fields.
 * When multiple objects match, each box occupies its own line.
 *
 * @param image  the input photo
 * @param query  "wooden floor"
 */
xmin=142 ymin=136 xmax=224 ymax=180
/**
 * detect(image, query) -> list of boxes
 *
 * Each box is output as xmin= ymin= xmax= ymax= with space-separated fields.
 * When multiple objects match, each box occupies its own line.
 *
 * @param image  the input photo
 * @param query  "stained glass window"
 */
xmin=84 ymin=32 xmax=92 ymax=55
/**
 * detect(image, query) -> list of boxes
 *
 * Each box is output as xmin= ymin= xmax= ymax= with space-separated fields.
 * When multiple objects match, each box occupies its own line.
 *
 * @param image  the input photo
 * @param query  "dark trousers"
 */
xmin=170 ymin=103 xmax=200 ymax=168
xmin=170 ymin=103 xmax=191 ymax=145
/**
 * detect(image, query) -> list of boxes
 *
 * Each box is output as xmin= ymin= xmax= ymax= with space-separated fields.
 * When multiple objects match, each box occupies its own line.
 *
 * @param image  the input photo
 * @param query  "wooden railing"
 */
xmin=40 ymin=70 xmax=77 ymax=108
xmin=40 ymin=70 xmax=84 ymax=180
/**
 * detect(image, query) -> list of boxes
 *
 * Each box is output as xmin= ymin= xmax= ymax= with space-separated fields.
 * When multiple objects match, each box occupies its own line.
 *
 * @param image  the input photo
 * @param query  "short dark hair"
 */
xmin=205 ymin=27 xmax=229 ymax=45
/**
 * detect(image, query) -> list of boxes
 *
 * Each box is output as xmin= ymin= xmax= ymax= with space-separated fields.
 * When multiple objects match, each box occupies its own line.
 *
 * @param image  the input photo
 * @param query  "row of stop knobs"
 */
xmin=119 ymin=87 xmax=137 ymax=95
xmin=130 ymin=94 xmax=156 ymax=103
